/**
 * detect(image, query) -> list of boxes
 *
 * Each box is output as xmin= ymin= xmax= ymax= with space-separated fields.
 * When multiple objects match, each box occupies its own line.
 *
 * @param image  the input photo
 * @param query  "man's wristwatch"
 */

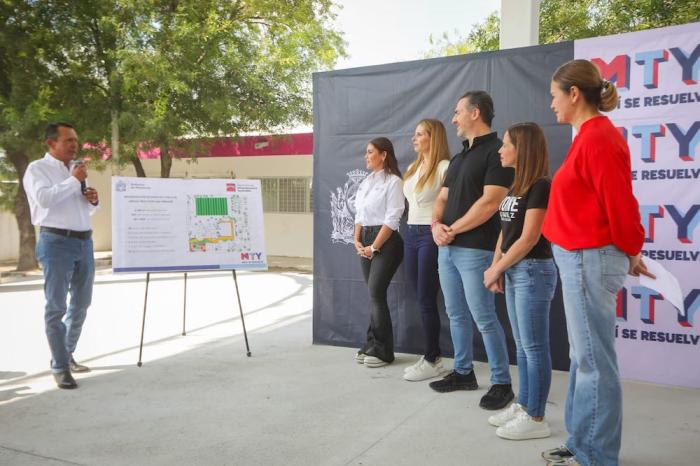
xmin=370 ymin=244 xmax=380 ymax=254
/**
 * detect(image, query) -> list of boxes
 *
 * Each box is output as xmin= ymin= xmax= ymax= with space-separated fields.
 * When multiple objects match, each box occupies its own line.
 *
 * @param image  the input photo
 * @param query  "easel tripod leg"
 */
xmin=182 ymin=272 xmax=188 ymax=336
xmin=233 ymin=270 xmax=252 ymax=357
xmin=137 ymin=272 xmax=151 ymax=367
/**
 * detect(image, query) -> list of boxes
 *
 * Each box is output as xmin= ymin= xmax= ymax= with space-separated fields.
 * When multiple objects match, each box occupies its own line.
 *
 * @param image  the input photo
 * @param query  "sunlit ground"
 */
xmin=1 ymin=269 xmax=313 ymax=404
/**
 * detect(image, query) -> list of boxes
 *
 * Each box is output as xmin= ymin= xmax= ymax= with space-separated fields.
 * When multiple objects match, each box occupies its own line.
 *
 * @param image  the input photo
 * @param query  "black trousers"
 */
xmin=359 ymin=226 xmax=404 ymax=363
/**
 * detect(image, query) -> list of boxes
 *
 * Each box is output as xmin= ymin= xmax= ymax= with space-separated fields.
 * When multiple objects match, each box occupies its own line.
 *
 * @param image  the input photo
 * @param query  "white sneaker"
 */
xmin=496 ymin=412 xmax=551 ymax=440
xmin=404 ymin=356 xmax=425 ymax=373
xmin=488 ymin=402 xmax=525 ymax=427
xmin=355 ymin=351 xmax=365 ymax=364
xmin=403 ymin=357 xmax=447 ymax=381
xmin=364 ymin=356 xmax=389 ymax=368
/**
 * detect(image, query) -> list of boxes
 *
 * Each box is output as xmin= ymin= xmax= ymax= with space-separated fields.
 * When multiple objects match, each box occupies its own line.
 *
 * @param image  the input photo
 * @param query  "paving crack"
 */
xmin=0 ymin=444 xmax=87 ymax=465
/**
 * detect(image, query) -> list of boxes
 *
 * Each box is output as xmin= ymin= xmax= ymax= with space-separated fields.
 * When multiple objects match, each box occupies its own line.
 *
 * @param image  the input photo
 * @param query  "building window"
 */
xmin=259 ymin=177 xmax=313 ymax=213
xmin=261 ymin=178 xmax=279 ymax=212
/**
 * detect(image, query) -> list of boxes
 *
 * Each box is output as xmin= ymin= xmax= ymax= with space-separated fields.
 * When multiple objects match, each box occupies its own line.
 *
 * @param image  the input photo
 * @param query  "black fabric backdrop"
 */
xmin=312 ymin=42 xmax=574 ymax=371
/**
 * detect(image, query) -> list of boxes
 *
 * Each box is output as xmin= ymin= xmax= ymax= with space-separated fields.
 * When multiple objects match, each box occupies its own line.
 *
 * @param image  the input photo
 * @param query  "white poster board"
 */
xmin=112 ymin=177 xmax=267 ymax=272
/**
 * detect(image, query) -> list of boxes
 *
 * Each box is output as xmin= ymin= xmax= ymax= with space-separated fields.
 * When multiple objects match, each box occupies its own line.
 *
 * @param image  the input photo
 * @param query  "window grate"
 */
xmin=259 ymin=177 xmax=313 ymax=213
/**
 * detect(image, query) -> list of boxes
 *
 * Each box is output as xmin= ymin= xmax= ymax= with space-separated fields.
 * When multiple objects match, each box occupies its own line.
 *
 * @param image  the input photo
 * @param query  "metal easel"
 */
xmin=136 ymin=269 xmax=251 ymax=367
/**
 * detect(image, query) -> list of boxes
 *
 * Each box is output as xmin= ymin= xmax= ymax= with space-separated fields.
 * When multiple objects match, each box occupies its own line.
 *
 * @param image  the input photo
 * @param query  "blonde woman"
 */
xmin=402 ymin=119 xmax=451 ymax=381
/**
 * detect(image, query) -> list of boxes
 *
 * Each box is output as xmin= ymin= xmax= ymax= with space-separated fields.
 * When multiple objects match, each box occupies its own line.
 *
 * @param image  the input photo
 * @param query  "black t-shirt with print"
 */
xmin=499 ymin=178 xmax=552 ymax=259
xmin=443 ymin=132 xmax=514 ymax=250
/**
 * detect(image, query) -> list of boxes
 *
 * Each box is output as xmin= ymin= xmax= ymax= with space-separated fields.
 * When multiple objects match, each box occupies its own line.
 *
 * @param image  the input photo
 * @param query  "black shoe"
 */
xmin=70 ymin=357 xmax=90 ymax=373
xmin=429 ymin=370 xmax=478 ymax=393
xmin=53 ymin=371 xmax=78 ymax=389
xmin=479 ymin=384 xmax=514 ymax=410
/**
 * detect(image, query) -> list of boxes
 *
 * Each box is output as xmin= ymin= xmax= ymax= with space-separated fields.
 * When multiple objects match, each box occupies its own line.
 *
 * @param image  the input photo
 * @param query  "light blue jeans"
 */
xmin=504 ymin=258 xmax=557 ymax=418
xmin=438 ymin=246 xmax=511 ymax=385
xmin=553 ymin=245 xmax=629 ymax=466
xmin=36 ymin=231 xmax=95 ymax=373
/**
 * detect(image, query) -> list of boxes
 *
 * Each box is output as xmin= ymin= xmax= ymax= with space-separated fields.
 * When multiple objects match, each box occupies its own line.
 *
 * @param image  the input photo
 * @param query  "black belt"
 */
xmin=40 ymin=226 xmax=92 ymax=239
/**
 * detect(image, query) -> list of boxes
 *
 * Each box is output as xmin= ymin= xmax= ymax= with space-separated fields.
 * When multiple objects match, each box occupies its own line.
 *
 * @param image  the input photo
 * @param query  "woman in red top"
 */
xmin=540 ymin=59 xmax=652 ymax=466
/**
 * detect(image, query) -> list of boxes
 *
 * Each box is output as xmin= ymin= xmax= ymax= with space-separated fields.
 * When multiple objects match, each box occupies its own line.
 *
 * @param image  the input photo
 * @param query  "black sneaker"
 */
xmin=428 ymin=370 xmax=478 ymax=393
xmin=479 ymin=384 xmax=514 ymax=410
xmin=542 ymin=445 xmax=574 ymax=462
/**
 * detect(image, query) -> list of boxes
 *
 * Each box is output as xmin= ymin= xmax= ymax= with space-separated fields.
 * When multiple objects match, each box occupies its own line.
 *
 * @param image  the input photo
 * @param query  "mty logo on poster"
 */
xmin=240 ymin=251 xmax=263 ymax=262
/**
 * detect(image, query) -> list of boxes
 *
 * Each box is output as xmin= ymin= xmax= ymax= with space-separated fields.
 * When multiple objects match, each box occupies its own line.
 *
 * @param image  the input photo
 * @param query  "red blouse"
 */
xmin=542 ymin=115 xmax=644 ymax=256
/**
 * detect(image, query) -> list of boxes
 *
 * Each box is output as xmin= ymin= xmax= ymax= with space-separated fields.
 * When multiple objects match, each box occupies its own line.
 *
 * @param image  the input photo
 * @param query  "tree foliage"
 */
xmin=426 ymin=12 xmax=500 ymax=56
xmin=425 ymin=0 xmax=700 ymax=57
xmin=10 ymin=0 xmax=345 ymax=176
xmin=0 ymin=0 xmax=71 ymax=270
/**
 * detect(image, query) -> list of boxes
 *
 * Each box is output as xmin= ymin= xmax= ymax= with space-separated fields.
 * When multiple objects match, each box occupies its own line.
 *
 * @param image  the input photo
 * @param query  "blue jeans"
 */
xmin=36 ymin=231 xmax=95 ymax=373
xmin=504 ymin=258 xmax=557 ymax=418
xmin=403 ymin=224 xmax=441 ymax=362
xmin=438 ymin=246 xmax=511 ymax=384
xmin=553 ymin=245 xmax=629 ymax=466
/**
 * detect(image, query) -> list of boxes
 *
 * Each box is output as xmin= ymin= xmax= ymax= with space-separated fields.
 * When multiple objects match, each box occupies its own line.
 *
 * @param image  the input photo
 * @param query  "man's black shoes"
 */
xmin=429 ymin=370 xmax=478 ymax=392
xmin=479 ymin=384 xmax=514 ymax=410
xmin=53 ymin=371 xmax=78 ymax=389
xmin=70 ymin=357 xmax=90 ymax=373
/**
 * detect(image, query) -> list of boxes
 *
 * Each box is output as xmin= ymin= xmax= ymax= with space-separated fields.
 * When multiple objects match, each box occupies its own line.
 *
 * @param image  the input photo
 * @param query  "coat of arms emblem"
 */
xmin=330 ymin=169 xmax=368 ymax=244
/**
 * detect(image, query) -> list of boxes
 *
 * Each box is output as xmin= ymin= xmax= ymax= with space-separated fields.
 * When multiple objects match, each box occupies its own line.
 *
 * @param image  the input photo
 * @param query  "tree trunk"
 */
xmin=131 ymin=156 xmax=147 ymax=177
xmin=6 ymin=149 xmax=38 ymax=271
xmin=111 ymin=109 xmax=120 ymax=175
xmin=160 ymin=142 xmax=172 ymax=178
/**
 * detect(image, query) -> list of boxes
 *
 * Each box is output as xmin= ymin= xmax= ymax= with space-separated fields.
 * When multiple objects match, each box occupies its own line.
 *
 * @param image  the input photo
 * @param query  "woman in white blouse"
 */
xmin=401 ymin=119 xmax=451 ymax=381
xmin=353 ymin=137 xmax=405 ymax=368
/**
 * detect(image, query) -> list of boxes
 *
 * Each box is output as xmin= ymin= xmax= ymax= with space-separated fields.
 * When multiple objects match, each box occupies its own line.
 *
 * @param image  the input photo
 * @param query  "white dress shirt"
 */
xmin=403 ymin=159 xmax=450 ymax=225
xmin=23 ymin=153 xmax=97 ymax=231
xmin=354 ymin=171 xmax=404 ymax=231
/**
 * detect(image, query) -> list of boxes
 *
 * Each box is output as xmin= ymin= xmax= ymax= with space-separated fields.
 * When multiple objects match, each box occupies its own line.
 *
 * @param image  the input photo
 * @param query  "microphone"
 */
xmin=70 ymin=160 xmax=88 ymax=193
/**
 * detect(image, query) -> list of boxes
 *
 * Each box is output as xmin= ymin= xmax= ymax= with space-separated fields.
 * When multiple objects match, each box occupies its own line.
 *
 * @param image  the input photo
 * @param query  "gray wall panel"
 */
xmin=313 ymin=41 xmax=574 ymax=370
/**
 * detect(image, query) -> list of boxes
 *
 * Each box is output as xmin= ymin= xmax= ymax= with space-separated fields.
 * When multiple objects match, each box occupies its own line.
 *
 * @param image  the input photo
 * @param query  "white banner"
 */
xmin=112 ymin=177 xmax=267 ymax=272
xmin=575 ymin=22 xmax=700 ymax=388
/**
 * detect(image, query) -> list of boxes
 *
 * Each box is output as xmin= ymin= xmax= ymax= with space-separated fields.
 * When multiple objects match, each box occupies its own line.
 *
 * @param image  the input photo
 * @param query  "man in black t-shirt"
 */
xmin=429 ymin=91 xmax=515 ymax=410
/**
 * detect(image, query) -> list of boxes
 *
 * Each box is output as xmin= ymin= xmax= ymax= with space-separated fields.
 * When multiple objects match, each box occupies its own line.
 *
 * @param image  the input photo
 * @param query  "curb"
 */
xmin=0 ymin=257 xmax=311 ymax=283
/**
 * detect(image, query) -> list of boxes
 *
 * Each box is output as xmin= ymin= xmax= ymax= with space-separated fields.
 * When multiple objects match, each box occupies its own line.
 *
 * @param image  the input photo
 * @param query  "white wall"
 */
xmin=0 ymin=155 xmax=314 ymax=262
xmin=0 ymin=210 xmax=20 ymax=262
xmin=89 ymin=155 xmax=314 ymax=258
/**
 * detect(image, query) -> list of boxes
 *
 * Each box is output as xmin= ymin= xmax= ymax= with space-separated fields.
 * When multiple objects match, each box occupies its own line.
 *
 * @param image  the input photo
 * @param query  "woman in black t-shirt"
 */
xmin=482 ymin=122 xmax=557 ymax=441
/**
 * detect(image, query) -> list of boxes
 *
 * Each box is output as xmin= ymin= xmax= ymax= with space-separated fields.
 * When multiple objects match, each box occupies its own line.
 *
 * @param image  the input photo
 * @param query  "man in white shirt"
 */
xmin=23 ymin=123 xmax=99 ymax=389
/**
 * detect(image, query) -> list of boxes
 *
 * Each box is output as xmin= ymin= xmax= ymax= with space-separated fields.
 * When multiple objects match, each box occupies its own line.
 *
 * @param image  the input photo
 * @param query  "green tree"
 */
xmin=426 ymin=11 xmax=500 ymax=56
xmin=0 ymin=0 xmax=344 ymax=270
xmin=425 ymin=0 xmax=700 ymax=56
xmin=122 ymin=0 xmax=345 ymax=178
xmin=0 ymin=0 xmax=65 ymax=270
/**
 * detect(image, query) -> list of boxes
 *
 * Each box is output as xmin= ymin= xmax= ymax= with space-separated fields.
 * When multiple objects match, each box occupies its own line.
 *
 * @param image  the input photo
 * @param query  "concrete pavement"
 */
xmin=1 ymin=268 xmax=698 ymax=465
